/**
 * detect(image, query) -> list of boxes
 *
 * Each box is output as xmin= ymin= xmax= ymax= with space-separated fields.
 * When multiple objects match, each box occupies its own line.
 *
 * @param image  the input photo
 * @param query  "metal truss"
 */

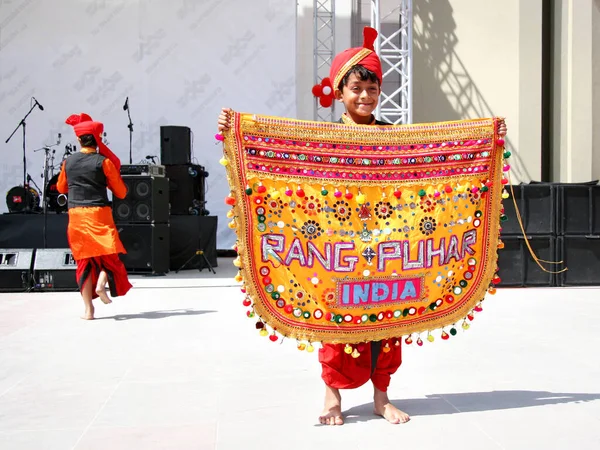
xmin=313 ymin=0 xmax=335 ymax=122
xmin=370 ymin=0 xmax=413 ymax=124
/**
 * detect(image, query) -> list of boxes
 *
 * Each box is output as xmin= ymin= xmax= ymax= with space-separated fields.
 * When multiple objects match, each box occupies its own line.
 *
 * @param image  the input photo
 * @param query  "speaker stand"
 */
xmin=175 ymin=250 xmax=215 ymax=274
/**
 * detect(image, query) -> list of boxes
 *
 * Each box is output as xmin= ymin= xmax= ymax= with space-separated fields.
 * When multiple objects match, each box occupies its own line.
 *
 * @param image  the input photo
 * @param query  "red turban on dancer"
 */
xmin=65 ymin=113 xmax=122 ymax=171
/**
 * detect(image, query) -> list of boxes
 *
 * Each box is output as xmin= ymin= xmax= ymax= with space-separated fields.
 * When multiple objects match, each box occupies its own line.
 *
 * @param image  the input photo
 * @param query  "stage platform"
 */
xmin=0 ymin=260 xmax=598 ymax=450
xmin=0 ymin=213 xmax=218 ymax=271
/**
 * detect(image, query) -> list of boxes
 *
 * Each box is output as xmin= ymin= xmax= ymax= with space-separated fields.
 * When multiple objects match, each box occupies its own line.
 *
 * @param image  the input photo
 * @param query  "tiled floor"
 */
xmin=0 ymin=259 xmax=599 ymax=449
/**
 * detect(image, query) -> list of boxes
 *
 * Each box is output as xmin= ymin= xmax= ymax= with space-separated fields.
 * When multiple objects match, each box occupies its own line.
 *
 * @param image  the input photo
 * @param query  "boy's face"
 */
xmin=335 ymin=73 xmax=380 ymax=123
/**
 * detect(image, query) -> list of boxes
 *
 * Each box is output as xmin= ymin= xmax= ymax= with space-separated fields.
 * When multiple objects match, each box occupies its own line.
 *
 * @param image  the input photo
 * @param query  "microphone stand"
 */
xmin=125 ymin=102 xmax=133 ymax=164
xmin=5 ymin=102 xmax=40 ymax=210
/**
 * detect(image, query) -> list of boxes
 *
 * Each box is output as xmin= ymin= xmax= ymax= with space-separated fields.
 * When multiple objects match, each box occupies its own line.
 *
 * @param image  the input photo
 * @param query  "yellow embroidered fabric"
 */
xmin=222 ymin=112 xmax=506 ymax=345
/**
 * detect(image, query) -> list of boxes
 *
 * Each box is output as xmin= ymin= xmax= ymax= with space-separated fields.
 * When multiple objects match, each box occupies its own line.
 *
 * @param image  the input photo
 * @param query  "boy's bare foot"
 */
xmin=319 ymin=385 xmax=344 ymax=425
xmin=373 ymin=387 xmax=410 ymax=424
xmin=95 ymin=287 xmax=112 ymax=305
xmin=81 ymin=306 xmax=95 ymax=320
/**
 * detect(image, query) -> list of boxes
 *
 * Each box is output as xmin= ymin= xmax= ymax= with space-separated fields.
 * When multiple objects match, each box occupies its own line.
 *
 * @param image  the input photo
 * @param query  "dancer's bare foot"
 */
xmin=80 ymin=306 xmax=95 ymax=320
xmin=373 ymin=387 xmax=410 ymax=424
xmin=95 ymin=286 xmax=112 ymax=305
xmin=319 ymin=385 xmax=344 ymax=425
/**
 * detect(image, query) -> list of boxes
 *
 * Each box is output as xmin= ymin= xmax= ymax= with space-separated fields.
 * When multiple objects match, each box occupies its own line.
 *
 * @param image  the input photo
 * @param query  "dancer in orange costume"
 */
xmin=57 ymin=113 xmax=132 ymax=319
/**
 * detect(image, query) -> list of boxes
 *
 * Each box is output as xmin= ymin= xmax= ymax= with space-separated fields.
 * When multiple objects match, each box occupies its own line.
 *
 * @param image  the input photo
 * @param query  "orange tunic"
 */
xmin=56 ymin=149 xmax=128 ymax=260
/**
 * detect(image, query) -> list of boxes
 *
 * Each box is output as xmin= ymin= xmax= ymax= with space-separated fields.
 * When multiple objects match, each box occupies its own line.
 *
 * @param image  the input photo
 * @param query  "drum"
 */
xmin=6 ymin=186 xmax=40 ymax=213
xmin=45 ymin=174 xmax=68 ymax=213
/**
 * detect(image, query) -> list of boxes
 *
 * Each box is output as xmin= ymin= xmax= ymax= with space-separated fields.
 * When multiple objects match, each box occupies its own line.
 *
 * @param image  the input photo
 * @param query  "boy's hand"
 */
xmin=498 ymin=119 xmax=507 ymax=137
xmin=217 ymin=107 xmax=232 ymax=132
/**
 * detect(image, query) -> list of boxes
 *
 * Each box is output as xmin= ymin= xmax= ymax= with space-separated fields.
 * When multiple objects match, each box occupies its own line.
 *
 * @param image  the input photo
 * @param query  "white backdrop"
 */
xmin=0 ymin=0 xmax=297 ymax=249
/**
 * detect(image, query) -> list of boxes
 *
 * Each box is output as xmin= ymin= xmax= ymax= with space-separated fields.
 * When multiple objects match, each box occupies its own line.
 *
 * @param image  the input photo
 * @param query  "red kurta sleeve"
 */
xmin=102 ymin=158 xmax=127 ymax=199
xmin=57 ymin=161 xmax=68 ymax=194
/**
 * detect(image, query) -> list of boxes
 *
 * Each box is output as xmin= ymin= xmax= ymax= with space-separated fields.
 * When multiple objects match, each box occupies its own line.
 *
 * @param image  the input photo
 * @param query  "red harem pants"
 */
xmin=76 ymin=254 xmax=132 ymax=299
xmin=319 ymin=339 xmax=402 ymax=392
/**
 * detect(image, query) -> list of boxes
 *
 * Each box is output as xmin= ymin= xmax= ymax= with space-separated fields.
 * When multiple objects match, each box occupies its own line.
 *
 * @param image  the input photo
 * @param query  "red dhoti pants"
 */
xmin=319 ymin=339 xmax=402 ymax=392
xmin=76 ymin=254 xmax=132 ymax=299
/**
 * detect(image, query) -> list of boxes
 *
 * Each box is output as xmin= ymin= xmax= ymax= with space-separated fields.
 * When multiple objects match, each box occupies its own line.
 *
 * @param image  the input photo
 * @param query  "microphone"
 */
xmin=33 ymin=97 xmax=44 ymax=111
xmin=123 ymin=97 xmax=129 ymax=111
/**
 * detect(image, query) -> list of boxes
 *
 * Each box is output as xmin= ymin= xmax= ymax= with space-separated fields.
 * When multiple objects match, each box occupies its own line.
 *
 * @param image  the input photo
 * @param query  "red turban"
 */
xmin=65 ymin=113 xmax=121 ymax=171
xmin=329 ymin=27 xmax=382 ymax=91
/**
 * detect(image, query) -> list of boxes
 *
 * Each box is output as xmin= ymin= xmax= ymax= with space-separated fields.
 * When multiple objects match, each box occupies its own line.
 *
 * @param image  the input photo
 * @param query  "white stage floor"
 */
xmin=0 ymin=258 xmax=599 ymax=450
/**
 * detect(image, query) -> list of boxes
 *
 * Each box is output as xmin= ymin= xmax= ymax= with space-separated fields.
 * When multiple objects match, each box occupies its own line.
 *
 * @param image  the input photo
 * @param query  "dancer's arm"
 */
xmin=56 ymin=162 xmax=68 ymax=194
xmin=103 ymin=159 xmax=127 ymax=199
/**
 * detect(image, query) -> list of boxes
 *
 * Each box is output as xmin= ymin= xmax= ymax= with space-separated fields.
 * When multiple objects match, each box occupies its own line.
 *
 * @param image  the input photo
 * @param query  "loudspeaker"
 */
xmin=0 ymin=248 xmax=34 ymax=292
xmin=497 ymin=235 xmax=556 ymax=287
xmin=557 ymin=236 xmax=600 ymax=286
xmin=501 ymin=184 xmax=555 ymax=235
xmin=117 ymin=223 xmax=170 ymax=274
xmin=113 ymin=176 xmax=169 ymax=224
xmin=32 ymin=248 xmax=78 ymax=291
xmin=160 ymin=126 xmax=191 ymax=165
xmin=165 ymin=164 xmax=207 ymax=215
xmin=556 ymin=184 xmax=600 ymax=235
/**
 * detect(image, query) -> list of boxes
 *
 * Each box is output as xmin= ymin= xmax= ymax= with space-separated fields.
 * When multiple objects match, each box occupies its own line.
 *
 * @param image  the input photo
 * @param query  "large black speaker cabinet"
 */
xmin=117 ymin=223 xmax=170 ymax=274
xmin=501 ymin=184 xmax=555 ymax=235
xmin=165 ymin=164 xmax=207 ymax=215
xmin=497 ymin=236 xmax=556 ymax=287
xmin=160 ymin=126 xmax=191 ymax=165
xmin=556 ymin=184 xmax=600 ymax=235
xmin=557 ymin=236 xmax=600 ymax=286
xmin=113 ymin=176 xmax=169 ymax=224
xmin=32 ymin=248 xmax=78 ymax=291
xmin=0 ymin=248 xmax=34 ymax=292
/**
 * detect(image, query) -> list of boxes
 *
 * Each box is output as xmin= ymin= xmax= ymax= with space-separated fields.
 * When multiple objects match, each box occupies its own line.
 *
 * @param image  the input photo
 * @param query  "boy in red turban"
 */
xmin=217 ymin=27 xmax=506 ymax=426
xmin=57 ymin=113 xmax=132 ymax=319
